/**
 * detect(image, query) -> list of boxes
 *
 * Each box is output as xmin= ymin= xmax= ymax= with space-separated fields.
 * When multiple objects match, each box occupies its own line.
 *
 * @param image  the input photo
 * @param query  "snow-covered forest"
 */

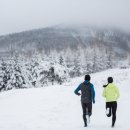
xmin=0 ymin=45 xmax=129 ymax=92
xmin=0 ymin=26 xmax=130 ymax=92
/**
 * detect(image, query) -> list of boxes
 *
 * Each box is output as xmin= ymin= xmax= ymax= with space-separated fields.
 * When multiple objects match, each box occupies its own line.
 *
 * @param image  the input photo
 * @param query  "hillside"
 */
xmin=0 ymin=68 xmax=130 ymax=130
xmin=0 ymin=25 xmax=130 ymax=56
xmin=0 ymin=25 xmax=130 ymax=91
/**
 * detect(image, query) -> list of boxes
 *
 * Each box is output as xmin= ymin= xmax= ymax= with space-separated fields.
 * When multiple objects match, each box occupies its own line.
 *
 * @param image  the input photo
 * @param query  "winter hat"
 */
xmin=108 ymin=77 xmax=113 ymax=83
xmin=85 ymin=75 xmax=91 ymax=81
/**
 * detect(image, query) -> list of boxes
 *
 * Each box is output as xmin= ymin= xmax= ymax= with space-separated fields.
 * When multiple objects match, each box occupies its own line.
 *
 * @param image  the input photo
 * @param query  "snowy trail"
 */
xmin=0 ymin=68 xmax=130 ymax=130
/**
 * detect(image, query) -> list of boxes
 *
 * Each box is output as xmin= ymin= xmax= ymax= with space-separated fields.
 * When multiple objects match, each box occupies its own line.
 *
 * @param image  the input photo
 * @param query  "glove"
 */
xmin=93 ymin=100 xmax=95 ymax=104
xmin=77 ymin=93 xmax=81 ymax=96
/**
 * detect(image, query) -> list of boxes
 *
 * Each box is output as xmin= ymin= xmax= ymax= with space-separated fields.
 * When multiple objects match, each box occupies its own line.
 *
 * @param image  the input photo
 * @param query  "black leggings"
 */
xmin=81 ymin=102 xmax=92 ymax=124
xmin=106 ymin=101 xmax=117 ymax=126
xmin=81 ymin=102 xmax=92 ymax=116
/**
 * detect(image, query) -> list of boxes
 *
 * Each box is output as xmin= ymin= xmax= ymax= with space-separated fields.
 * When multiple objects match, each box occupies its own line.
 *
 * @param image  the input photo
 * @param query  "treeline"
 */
xmin=0 ymin=44 xmax=122 ymax=92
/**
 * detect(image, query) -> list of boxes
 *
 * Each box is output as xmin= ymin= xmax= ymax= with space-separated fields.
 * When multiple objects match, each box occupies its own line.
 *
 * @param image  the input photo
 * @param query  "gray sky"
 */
xmin=0 ymin=0 xmax=130 ymax=35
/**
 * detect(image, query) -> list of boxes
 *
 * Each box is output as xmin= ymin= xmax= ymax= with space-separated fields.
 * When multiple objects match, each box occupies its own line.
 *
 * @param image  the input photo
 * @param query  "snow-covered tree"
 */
xmin=0 ymin=59 xmax=11 ymax=91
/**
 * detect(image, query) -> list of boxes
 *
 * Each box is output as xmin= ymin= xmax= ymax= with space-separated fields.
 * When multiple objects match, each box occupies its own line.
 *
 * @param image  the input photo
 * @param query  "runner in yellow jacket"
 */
xmin=102 ymin=77 xmax=120 ymax=127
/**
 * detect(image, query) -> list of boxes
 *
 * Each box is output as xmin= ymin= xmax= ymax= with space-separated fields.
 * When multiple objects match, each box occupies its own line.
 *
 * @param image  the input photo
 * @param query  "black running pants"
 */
xmin=81 ymin=102 xmax=92 ymax=124
xmin=106 ymin=101 xmax=117 ymax=126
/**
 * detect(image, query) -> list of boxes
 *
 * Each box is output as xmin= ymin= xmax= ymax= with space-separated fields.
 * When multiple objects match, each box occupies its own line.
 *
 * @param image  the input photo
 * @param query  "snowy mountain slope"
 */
xmin=0 ymin=25 xmax=130 ymax=83
xmin=0 ymin=25 xmax=130 ymax=55
xmin=0 ymin=68 xmax=130 ymax=130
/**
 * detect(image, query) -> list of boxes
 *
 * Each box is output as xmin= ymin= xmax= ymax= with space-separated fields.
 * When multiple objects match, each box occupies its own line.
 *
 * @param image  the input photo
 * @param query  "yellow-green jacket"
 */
xmin=102 ymin=83 xmax=120 ymax=102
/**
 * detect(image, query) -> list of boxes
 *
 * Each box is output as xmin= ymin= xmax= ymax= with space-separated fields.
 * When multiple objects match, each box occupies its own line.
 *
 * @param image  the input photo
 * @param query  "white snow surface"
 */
xmin=0 ymin=68 xmax=130 ymax=130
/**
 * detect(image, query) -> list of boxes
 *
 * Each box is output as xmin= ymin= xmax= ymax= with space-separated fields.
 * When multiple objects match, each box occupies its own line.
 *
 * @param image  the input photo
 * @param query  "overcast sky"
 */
xmin=0 ymin=0 xmax=130 ymax=35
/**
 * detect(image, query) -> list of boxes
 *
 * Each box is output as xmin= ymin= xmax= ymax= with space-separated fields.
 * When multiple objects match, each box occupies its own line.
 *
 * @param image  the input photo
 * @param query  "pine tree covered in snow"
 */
xmin=0 ymin=55 xmax=31 ymax=91
xmin=0 ymin=59 xmax=11 ymax=91
xmin=9 ymin=55 xmax=27 ymax=89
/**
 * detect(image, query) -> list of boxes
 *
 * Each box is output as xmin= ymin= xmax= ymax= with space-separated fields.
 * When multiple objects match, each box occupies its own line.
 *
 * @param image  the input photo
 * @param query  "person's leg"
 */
xmin=81 ymin=102 xmax=87 ymax=126
xmin=106 ymin=102 xmax=112 ymax=117
xmin=86 ymin=102 xmax=92 ymax=123
xmin=87 ymin=102 xmax=92 ymax=116
xmin=111 ymin=101 xmax=117 ymax=127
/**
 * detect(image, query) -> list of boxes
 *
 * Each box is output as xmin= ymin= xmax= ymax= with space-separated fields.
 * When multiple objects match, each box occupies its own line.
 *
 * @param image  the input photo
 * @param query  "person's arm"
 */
xmin=74 ymin=84 xmax=81 ymax=96
xmin=90 ymin=84 xmax=95 ymax=103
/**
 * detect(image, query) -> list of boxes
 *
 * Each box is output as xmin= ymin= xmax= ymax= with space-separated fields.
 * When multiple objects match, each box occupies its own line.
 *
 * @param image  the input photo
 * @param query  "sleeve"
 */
xmin=90 ymin=84 xmax=95 ymax=103
xmin=74 ymin=84 xmax=81 ymax=95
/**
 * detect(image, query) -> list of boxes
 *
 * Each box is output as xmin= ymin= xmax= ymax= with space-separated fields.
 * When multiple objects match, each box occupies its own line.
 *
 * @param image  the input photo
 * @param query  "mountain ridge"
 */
xmin=0 ymin=24 xmax=130 ymax=57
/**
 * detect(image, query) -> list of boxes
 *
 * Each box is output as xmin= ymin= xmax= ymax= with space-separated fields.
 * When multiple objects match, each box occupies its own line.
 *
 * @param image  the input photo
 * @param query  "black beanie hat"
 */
xmin=85 ymin=75 xmax=91 ymax=81
xmin=108 ymin=77 xmax=113 ymax=83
